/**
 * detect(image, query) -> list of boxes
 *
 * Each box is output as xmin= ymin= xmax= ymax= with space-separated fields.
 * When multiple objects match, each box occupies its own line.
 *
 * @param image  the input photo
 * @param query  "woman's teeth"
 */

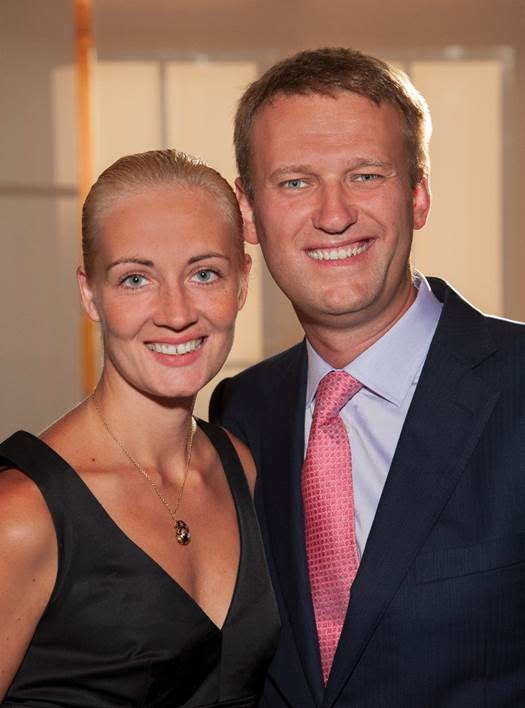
xmin=146 ymin=338 xmax=203 ymax=355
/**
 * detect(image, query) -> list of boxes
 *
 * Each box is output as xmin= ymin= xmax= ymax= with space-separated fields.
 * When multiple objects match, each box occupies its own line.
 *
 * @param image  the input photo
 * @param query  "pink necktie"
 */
xmin=302 ymin=370 xmax=362 ymax=684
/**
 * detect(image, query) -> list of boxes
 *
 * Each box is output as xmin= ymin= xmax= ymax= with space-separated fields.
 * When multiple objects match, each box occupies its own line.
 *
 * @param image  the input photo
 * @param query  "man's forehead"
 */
xmin=247 ymin=91 xmax=410 ymax=183
xmin=251 ymin=91 xmax=404 ymax=143
xmin=253 ymin=90 xmax=400 ymax=127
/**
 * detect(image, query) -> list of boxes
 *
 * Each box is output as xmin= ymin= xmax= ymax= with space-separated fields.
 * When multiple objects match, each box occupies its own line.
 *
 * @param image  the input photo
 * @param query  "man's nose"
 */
xmin=153 ymin=284 xmax=198 ymax=330
xmin=312 ymin=184 xmax=358 ymax=234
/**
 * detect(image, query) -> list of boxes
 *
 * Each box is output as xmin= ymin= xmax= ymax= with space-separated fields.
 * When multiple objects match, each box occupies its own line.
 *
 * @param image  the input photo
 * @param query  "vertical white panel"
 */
xmin=165 ymin=61 xmax=256 ymax=184
xmin=165 ymin=60 xmax=264 ymax=419
xmin=51 ymin=63 xmax=79 ymax=188
xmin=411 ymin=60 xmax=503 ymax=315
xmin=93 ymin=61 xmax=162 ymax=175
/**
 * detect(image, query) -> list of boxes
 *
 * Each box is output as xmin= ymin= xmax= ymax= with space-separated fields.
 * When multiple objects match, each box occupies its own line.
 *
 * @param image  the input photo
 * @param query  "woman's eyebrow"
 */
xmin=106 ymin=257 xmax=154 ymax=272
xmin=187 ymin=253 xmax=230 ymax=265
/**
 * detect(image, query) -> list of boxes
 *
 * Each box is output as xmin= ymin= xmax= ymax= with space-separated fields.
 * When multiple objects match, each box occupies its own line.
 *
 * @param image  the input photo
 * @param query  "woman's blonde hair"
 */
xmin=82 ymin=149 xmax=244 ymax=276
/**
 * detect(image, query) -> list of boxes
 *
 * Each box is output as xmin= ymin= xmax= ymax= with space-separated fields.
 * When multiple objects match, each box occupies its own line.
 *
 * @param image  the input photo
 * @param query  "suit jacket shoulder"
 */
xmin=209 ymin=341 xmax=307 ymax=440
xmin=427 ymin=277 xmax=525 ymax=378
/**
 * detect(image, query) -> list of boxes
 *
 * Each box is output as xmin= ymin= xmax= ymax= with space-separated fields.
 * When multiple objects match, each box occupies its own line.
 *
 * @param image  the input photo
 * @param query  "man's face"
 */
xmin=237 ymin=91 xmax=430 ymax=339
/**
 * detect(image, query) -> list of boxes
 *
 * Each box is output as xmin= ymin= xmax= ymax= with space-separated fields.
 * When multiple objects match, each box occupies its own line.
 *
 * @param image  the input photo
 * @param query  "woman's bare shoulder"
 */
xmin=0 ymin=468 xmax=57 ymax=696
xmin=40 ymin=400 xmax=86 ymax=447
xmin=0 ymin=467 xmax=56 ymax=556
xmin=40 ymin=400 xmax=96 ymax=470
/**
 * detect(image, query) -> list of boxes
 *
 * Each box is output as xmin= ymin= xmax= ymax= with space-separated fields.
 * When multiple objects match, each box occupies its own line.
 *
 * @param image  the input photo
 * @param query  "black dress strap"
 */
xmin=197 ymin=419 xmax=279 ymax=700
xmin=0 ymin=430 xmax=70 ymax=484
xmin=197 ymin=419 xmax=252 ymax=500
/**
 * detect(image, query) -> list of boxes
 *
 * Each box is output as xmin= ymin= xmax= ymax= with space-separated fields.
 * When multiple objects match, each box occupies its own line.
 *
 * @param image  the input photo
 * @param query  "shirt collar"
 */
xmin=306 ymin=273 xmax=443 ymax=408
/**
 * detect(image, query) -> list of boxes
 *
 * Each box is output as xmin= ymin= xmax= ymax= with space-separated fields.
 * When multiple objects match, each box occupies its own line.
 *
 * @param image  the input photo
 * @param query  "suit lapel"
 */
xmin=323 ymin=281 xmax=501 ymax=707
xmin=258 ymin=343 xmax=325 ymax=705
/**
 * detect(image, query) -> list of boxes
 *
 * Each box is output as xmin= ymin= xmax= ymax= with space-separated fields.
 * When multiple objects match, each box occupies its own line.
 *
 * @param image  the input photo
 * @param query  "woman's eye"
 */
xmin=192 ymin=269 xmax=219 ymax=284
xmin=121 ymin=273 xmax=148 ymax=288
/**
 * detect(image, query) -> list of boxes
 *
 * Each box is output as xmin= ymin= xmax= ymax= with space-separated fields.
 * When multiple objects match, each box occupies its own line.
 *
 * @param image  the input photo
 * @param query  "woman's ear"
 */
xmin=77 ymin=266 xmax=101 ymax=322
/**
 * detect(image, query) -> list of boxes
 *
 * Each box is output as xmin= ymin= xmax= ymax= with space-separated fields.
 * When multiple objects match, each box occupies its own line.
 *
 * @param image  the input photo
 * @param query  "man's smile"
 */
xmin=306 ymin=239 xmax=373 ymax=262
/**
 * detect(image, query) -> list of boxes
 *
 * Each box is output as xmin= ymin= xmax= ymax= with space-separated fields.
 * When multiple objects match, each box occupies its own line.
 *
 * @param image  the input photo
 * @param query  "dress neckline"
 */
xmin=5 ymin=425 xmax=243 ymax=632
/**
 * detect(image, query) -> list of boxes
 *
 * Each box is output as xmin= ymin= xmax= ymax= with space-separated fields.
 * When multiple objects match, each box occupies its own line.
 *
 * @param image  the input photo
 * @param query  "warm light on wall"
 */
xmin=75 ymin=0 xmax=97 ymax=395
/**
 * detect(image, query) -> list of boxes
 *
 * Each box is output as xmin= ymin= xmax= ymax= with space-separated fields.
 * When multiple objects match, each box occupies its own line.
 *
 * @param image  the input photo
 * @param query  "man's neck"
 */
xmin=300 ymin=285 xmax=417 ymax=368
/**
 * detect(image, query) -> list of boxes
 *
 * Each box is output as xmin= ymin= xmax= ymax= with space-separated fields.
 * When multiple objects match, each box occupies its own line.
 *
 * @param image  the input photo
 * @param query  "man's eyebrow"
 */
xmin=106 ymin=257 xmax=154 ymax=272
xmin=269 ymin=165 xmax=314 ymax=181
xmin=350 ymin=158 xmax=391 ymax=169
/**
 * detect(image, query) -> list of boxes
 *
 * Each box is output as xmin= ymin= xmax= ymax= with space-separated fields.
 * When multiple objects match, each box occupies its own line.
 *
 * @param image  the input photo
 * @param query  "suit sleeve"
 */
xmin=208 ymin=377 xmax=249 ymax=444
xmin=208 ymin=377 xmax=230 ymax=426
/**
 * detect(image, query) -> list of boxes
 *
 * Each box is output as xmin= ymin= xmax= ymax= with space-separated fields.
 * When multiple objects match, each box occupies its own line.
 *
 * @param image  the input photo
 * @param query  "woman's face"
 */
xmin=78 ymin=184 xmax=250 ymax=401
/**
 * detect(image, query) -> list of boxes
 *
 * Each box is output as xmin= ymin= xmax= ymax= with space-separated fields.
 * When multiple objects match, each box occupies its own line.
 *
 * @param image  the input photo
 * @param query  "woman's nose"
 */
xmin=153 ymin=284 xmax=198 ymax=331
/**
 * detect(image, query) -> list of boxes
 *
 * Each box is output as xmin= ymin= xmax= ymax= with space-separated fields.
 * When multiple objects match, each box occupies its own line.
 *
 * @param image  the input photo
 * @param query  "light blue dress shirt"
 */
xmin=305 ymin=274 xmax=443 ymax=557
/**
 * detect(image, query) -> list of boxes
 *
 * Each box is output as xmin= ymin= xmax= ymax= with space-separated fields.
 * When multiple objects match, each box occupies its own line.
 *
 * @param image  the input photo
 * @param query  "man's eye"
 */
xmin=282 ymin=178 xmax=306 ymax=190
xmin=192 ymin=269 xmax=219 ymax=284
xmin=121 ymin=274 xmax=148 ymax=288
xmin=355 ymin=173 xmax=381 ymax=183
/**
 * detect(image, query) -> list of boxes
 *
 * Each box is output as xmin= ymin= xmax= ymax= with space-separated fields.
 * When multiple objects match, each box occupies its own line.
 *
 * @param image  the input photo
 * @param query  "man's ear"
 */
xmin=235 ymin=178 xmax=259 ymax=245
xmin=237 ymin=253 xmax=252 ymax=311
xmin=77 ymin=266 xmax=101 ymax=323
xmin=412 ymin=177 xmax=431 ymax=231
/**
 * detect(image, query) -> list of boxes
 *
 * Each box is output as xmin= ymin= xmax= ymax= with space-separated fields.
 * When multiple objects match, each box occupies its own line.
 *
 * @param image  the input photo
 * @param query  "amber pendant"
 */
xmin=175 ymin=519 xmax=191 ymax=545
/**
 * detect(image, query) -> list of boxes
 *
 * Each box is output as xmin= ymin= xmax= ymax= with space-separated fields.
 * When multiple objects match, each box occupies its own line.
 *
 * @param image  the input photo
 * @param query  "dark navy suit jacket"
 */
xmin=210 ymin=278 xmax=525 ymax=707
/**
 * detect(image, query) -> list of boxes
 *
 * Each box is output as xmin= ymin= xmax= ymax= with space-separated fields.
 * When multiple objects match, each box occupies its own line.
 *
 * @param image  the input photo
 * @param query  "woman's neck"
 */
xmin=91 ymin=373 xmax=196 ymax=477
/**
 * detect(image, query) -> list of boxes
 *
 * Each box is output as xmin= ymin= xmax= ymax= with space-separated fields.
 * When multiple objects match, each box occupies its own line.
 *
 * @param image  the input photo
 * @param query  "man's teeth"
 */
xmin=147 ymin=338 xmax=203 ymax=355
xmin=308 ymin=241 xmax=370 ymax=261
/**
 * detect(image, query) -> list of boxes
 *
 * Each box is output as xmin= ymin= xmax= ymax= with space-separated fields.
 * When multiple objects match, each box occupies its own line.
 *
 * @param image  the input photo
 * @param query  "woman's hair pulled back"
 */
xmin=82 ymin=149 xmax=244 ymax=277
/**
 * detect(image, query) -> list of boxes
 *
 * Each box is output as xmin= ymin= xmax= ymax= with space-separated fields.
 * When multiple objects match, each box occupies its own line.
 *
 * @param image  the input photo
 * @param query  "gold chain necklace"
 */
xmin=90 ymin=393 xmax=197 ymax=546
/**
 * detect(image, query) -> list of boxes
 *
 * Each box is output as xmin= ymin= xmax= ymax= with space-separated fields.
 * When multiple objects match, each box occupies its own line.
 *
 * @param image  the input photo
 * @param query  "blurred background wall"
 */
xmin=1 ymin=0 xmax=524 ymax=437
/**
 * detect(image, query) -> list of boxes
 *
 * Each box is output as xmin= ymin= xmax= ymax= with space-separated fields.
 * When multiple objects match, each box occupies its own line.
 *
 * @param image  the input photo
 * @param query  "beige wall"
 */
xmin=0 ymin=0 xmax=80 ymax=439
xmin=411 ymin=60 xmax=504 ymax=315
xmin=1 ymin=0 xmax=523 ymax=436
xmin=93 ymin=0 xmax=525 ymax=318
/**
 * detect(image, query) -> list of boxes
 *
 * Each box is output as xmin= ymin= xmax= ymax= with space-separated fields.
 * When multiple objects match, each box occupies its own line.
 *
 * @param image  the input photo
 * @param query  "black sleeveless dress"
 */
xmin=0 ymin=420 xmax=279 ymax=707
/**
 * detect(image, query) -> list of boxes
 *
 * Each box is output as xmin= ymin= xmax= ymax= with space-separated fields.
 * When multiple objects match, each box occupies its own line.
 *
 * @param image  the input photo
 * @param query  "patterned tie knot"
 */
xmin=314 ymin=370 xmax=362 ymax=423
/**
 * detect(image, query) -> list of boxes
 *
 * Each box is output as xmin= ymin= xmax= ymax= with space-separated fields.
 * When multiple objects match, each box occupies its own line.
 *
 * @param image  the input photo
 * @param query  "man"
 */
xmin=210 ymin=48 xmax=525 ymax=707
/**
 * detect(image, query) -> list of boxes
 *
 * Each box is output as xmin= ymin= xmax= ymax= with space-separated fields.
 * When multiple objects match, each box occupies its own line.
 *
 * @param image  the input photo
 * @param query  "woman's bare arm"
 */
xmin=0 ymin=469 xmax=57 ymax=697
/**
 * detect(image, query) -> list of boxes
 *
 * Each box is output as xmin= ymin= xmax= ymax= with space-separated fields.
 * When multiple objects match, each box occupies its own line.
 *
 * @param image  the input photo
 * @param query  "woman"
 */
xmin=0 ymin=150 xmax=279 ymax=706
